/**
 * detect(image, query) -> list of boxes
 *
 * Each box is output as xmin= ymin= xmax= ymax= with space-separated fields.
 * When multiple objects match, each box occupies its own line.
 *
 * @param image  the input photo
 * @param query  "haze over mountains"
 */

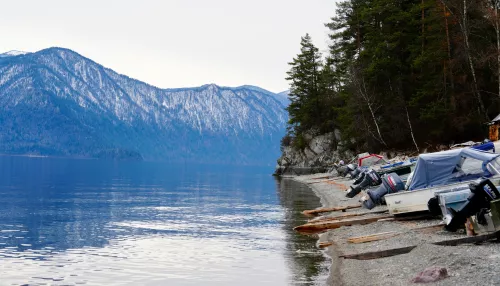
xmin=0 ymin=48 xmax=288 ymax=164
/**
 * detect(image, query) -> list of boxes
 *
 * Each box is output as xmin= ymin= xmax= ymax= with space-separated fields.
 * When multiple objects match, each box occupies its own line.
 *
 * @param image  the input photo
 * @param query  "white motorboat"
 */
xmin=385 ymin=148 xmax=500 ymax=215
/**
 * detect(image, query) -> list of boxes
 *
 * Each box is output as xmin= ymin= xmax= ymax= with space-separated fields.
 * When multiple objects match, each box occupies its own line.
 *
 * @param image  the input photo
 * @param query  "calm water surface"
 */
xmin=0 ymin=157 xmax=329 ymax=285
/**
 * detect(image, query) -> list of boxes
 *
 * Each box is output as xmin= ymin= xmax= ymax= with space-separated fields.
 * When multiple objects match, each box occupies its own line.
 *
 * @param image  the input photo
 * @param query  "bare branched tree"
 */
xmin=349 ymin=66 xmax=387 ymax=146
xmin=440 ymin=0 xmax=489 ymax=119
xmin=480 ymin=0 xmax=500 ymax=100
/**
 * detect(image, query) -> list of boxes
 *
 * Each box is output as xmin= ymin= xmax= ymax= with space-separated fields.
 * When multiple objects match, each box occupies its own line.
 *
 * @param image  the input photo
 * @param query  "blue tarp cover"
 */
xmin=408 ymin=148 xmax=500 ymax=190
xmin=472 ymin=141 xmax=495 ymax=153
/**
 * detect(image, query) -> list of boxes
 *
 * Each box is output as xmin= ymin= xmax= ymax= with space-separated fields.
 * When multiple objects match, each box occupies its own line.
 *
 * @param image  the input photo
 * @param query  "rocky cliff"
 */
xmin=275 ymin=130 xmax=355 ymax=175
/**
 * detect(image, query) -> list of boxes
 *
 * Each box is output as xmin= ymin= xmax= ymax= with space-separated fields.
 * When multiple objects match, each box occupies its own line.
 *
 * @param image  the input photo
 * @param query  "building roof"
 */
xmin=491 ymin=113 xmax=500 ymax=123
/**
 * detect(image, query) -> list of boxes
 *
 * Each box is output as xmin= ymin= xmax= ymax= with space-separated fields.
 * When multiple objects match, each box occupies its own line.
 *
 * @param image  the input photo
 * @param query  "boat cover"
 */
xmin=472 ymin=141 xmax=495 ymax=153
xmin=451 ymin=141 xmax=495 ymax=152
xmin=408 ymin=148 xmax=500 ymax=190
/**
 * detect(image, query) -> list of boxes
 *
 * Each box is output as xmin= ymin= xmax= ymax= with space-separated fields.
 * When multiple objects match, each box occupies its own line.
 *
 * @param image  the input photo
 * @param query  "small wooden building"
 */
xmin=489 ymin=114 xmax=500 ymax=141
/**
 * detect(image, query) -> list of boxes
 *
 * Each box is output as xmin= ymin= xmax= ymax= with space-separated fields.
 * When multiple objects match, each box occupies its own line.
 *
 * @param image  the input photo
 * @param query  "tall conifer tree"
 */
xmin=286 ymin=34 xmax=322 ymax=136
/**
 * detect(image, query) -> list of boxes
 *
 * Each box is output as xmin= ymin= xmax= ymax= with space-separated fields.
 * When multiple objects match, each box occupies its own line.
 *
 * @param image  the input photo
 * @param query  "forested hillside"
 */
xmin=0 ymin=48 xmax=287 ymax=164
xmin=284 ymin=0 xmax=500 ymax=153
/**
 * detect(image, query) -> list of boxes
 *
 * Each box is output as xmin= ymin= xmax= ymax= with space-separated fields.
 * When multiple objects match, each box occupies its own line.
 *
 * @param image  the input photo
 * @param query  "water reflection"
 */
xmin=0 ymin=156 xmax=327 ymax=285
xmin=276 ymin=178 xmax=330 ymax=285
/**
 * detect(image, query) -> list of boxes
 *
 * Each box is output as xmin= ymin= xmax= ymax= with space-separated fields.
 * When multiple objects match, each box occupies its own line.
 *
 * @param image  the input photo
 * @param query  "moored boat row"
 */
xmin=296 ymin=140 xmax=500 ymax=235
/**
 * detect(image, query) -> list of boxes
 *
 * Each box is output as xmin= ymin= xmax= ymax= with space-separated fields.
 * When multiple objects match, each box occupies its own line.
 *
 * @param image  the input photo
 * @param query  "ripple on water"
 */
xmin=1 ymin=235 xmax=290 ymax=285
xmin=0 ymin=160 xmax=329 ymax=285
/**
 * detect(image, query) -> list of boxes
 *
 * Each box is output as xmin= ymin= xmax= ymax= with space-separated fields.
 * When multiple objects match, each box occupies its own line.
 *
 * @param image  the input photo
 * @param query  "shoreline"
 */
xmin=292 ymin=173 xmax=500 ymax=286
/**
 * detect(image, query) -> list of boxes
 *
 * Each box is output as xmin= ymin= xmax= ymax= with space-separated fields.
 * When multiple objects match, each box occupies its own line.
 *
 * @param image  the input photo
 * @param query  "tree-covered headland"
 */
xmin=284 ymin=0 xmax=500 ymax=154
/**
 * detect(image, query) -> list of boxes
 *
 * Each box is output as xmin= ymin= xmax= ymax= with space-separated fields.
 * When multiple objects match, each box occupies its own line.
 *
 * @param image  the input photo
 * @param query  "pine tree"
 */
xmin=281 ymin=0 xmax=500 ymax=155
xmin=285 ymin=34 xmax=323 ymax=137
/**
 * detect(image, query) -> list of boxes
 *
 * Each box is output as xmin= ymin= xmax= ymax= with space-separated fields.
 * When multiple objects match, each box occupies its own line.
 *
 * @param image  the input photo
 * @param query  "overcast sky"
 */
xmin=1 ymin=0 xmax=336 ymax=93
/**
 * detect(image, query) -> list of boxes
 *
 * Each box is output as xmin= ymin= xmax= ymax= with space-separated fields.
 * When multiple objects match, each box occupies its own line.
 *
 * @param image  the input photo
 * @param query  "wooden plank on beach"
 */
xmin=348 ymin=231 xmax=400 ymax=244
xmin=433 ymin=231 xmax=500 ymax=246
xmin=375 ymin=214 xmax=436 ymax=224
xmin=308 ymin=210 xmax=388 ymax=223
xmin=411 ymin=223 xmax=446 ymax=233
xmin=302 ymin=204 xmax=362 ymax=217
xmin=393 ymin=213 xmax=435 ymax=221
xmin=318 ymin=241 xmax=334 ymax=248
xmin=311 ymin=176 xmax=332 ymax=180
xmin=308 ymin=179 xmax=335 ymax=185
xmin=340 ymin=245 xmax=417 ymax=260
xmin=325 ymin=181 xmax=348 ymax=189
xmin=377 ymin=218 xmax=395 ymax=222
xmin=294 ymin=214 xmax=393 ymax=233
xmin=308 ymin=179 xmax=348 ymax=189
xmin=346 ymin=224 xmax=446 ymax=244
xmin=327 ymin=175 xmax=343 ymax=180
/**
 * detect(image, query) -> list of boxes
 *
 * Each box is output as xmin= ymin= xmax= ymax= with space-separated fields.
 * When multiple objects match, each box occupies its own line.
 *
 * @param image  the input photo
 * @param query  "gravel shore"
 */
xmin=292 ymin=173 xmax=500 ymax=286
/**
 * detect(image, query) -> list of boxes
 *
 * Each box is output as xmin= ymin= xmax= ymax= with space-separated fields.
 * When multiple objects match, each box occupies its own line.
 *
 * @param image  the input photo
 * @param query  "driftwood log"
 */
xmin=347 ymin=224 xmax=446 ymax=244
xmin=302 ymin=204 xmax=362 ymax=217
xmin=348 ymin=231 xmax=400 ymax=244
xmin=308 ymin=210 xmax=388 ymax=223
xmin=340 ymin=246 xmax=417 ymax=260
xmin=294 ymin=214 xmax=393 ymax=233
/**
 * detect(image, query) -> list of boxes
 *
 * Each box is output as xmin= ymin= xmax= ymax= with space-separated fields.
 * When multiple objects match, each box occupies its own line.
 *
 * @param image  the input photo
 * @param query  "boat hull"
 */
xmin=385 ymin=177 xmax=500 ymax=215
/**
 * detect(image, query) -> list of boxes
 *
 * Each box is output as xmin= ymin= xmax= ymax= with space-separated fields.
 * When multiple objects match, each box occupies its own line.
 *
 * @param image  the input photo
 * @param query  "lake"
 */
xmin=0 ymin=156 xmax=329 ymax=285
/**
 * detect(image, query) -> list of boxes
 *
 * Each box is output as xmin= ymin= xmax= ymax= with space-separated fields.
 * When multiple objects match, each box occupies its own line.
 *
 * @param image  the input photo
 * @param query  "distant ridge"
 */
xmin=0 ymin=47 xmax=288 ymax=164
xmin=276 ymin=90 xmax=290 ymax=107
xmin=0 ymin=50 xmax=30 ymax=57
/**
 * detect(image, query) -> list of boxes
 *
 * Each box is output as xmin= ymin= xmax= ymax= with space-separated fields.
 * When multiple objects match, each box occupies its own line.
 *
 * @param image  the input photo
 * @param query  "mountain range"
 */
xmin=0 ymin=48 xmax=288 ymax=164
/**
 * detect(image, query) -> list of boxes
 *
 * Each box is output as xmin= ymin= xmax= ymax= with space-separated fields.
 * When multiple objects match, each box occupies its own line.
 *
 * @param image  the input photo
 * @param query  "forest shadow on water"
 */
xmin=275 ymin=178 xmax=331 ymax=285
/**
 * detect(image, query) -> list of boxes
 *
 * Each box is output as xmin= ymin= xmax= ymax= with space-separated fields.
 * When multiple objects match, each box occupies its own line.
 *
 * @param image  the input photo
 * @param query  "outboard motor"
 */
xmin=362 ymin=173 xmax=405 ymax=209
xmin=349 ymin=166 xmax=363 ymax=180
xmin=337 ymin=165 xmax=352 ymax=177
xmin=352 ymin=169 xmax=368 ymax=185
xmin=339 ymin=164 xmax=357 ymax=177
xmin=445 ymin=178 xmax=500 ymax=232
xmin=348 ymin=166 xmax=363 ymax=179
xmin=346 ymin=169 xmax=382 ymax=198
xmin=328 ymin=160 xmax=346 ymax=175
xmin=336 ymin=165 xmax=348 ymax=177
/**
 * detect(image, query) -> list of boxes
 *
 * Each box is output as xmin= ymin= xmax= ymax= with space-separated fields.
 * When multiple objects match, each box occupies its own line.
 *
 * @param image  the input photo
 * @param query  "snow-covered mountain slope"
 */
xmin=0 ymin=50 xmax=30 ymax=57
xmin=275 ymin=90 xmax=290 ymax=107
xmin=0 ymin=47 xmax=288 ymax=164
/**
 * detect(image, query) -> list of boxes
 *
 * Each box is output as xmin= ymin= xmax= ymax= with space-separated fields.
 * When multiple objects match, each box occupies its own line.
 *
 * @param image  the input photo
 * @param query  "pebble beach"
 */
xmin=292 ymin=174 xmax=500 ymax=286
